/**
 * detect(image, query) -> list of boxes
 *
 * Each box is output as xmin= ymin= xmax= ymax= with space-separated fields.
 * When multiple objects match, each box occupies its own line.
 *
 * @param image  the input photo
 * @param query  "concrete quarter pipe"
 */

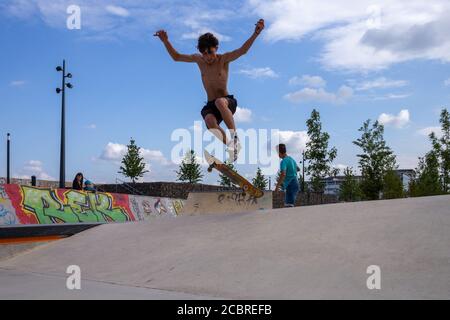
xmin=0 ymin=195 xmax=449 ymax=299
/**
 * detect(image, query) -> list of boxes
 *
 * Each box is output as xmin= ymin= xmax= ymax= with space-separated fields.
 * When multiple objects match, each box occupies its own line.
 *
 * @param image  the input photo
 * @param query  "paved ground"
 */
xmin=0 ymin=269 xmax=219 ymax=300
xmin=1 ymin=195 xmax=449 ymax=300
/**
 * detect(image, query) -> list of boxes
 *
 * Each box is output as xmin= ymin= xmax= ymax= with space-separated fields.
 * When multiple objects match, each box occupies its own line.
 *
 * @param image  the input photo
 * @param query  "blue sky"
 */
xmin=1 ymin=0 xmax=449 ymax=185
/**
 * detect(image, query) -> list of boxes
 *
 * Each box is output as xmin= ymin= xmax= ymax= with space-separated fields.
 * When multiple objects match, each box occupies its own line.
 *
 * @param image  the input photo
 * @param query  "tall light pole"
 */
xmin=6 ymin=133 xmax=11 ymax=184
xmin=56 ymin=60 xmax=73 ymax=189
xmin=301 ymin=150 xmax=306 ymax=192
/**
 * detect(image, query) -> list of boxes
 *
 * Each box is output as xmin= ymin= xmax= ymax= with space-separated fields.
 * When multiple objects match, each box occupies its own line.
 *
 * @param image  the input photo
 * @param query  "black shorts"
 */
xmin=201 ymin=95 xmax=238 ymax=124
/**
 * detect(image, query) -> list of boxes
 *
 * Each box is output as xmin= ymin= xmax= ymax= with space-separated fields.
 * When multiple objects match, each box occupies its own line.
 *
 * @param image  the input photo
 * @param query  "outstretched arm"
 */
xmin=154 ymin=30 xmax=200 ymax=63
xmin=223 ymin=19 xmax=265 ymax=63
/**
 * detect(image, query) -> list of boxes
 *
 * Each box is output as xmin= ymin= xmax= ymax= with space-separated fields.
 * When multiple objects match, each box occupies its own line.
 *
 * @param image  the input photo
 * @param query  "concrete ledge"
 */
xmin=0 ymin=224 xmax=100 ymax=239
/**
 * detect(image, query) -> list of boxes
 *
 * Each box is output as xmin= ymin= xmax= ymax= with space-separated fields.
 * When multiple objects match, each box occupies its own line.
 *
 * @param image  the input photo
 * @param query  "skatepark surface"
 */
xmin=1 ymin=195 xmax=449 ymax=300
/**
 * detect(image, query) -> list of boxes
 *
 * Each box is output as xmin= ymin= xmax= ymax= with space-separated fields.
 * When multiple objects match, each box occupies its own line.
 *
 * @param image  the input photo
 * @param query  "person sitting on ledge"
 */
xmin=72 ymin=173 xmax=84 ymax=191
xmin=83 ymin=180 xmax=96 ymax=192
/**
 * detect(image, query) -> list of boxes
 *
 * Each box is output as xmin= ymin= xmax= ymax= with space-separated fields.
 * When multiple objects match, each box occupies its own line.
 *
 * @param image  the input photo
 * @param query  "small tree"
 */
xmin=252 ymin=167 xmax=268 ymax=190
xmin=339 ymin=167 xmax=362 ymax=202
xmin=410 ymin=151 xmax=443 ymax=197
xmin=176 ymin=150 xmax=203 ymax=184
xmin=353 ymin=120 xmax=397 ymax=200
xmin=383 ymin=170 xmax=404 ymax=199
xmin=430 ymin=109 xmax=450 ymax=193
xmin=219 ymin=163 xmax=238 ymax=187
xmin=118 ymin=138 xmax=149 ymax=183
xmin=305 ymin=109 xmax=338 ymax=193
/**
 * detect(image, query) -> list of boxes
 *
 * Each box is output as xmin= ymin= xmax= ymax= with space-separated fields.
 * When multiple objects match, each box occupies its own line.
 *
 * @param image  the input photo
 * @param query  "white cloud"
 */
xmin=396 ymin=155 xmax=420 ymax=170
xmin=99 ymin=142 xmax=169 ymax=166
xmin=234 ymin=107 xmax=253 ymax=123
xmin=378 ymin=109 xmax=410 ymax=128
xmin=334 ymin=164 xmax=350 ymax=174
xmin=98 ymin=142 xmax=176 ymax=182
xmin=87 ymin=124 xmax=97 ymax=129
xmin=285 ymin=85 xmax=353 ymax=104
xmin=445 ymin=78 xmax=450 ymax=86
xmin=2 ymin=1 xmax=235 ymax=41
xmin=10 ymin=80 xmax=26 ymax=87
xmin=250 ymin=0 xmax=450 ymax=71
xmin=417 ymin=126 xmax=443 ymax=138
xmin=181 ymin=29 xmax=231 ymax=42
xmin=17 ymin=160 xmax=55 ymax=181
xmin=289 ymin=75 xmax=326 ymax=88
xmin=372 ymin=93 xmax=412 ymax=101
xmin=105 ymin=5 xmax=130 ymax=17
xmin=277 ymin=130 xmax=309 ymax=158
xmin=355 ymin=77 xmax=408 ymax=91
xmin=238 ymin=67 xmax=279 ymax=79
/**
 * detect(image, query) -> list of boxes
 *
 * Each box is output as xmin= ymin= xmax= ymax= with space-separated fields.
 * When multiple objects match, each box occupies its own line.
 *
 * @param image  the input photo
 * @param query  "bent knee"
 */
xmin=215 ymin=98 xmax=228 ymax=110
xmin=204 ymin=115 xmax=218 ymax=129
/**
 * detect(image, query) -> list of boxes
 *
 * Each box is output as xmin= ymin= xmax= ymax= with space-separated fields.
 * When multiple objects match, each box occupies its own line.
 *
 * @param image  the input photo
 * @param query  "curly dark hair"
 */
xmin=197 ymin=33 xmax=219 ymax=54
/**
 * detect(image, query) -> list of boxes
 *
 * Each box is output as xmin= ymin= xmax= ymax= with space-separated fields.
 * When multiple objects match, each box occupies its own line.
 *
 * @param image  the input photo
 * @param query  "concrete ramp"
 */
xmin=182 ymin=191 xmax=272 ymax=215
xmin=1 ymin=195 xmax=449 ymax=299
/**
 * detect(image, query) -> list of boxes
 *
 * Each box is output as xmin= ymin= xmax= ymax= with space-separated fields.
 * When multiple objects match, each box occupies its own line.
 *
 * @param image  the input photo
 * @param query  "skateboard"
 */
xmin=204 ymin=150 xmax=264 ymax=198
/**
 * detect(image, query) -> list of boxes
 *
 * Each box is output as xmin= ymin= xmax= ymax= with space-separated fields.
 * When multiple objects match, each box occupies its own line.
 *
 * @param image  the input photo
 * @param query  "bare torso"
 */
xmin=195 ymin=54 xmax=230 ymax=101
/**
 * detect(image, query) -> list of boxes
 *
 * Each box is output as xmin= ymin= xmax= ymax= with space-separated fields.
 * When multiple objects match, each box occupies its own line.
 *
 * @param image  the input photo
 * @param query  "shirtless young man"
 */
xmin=154 ymin=19 xmax=265 ymax=162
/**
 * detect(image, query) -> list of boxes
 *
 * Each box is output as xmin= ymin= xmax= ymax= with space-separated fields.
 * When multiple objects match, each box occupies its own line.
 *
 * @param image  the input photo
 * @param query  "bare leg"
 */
xmin=204 ymin=114 xmax=227 ymax=145
xmin=215 ymin=98 xmax=236 ymax=133
xmin=215 ymin=98 xmax=241 ymax=162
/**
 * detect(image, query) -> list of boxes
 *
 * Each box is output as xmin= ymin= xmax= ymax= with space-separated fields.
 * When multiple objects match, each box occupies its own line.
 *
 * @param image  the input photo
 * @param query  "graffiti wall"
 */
xmin=0 ymin=183 xmax=184 ymax=226
xmin=0 ymin=183 xmax=273 ymax=226
xmin=129 ymin=195 xmax=184 ymax=221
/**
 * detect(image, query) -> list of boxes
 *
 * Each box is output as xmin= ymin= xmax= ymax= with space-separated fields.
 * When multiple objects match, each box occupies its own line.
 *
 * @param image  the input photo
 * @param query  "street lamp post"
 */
xmin=302 ymin=151 xmax=306 ymax=192
xmin=6 ymin=133 xmax=10 ymax=184
xmin=56 ymin=60 xmax=73 ymax=189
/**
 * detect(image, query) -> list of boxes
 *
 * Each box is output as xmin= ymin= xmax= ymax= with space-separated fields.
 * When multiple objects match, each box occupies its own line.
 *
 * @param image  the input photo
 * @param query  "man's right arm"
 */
xmin=162 ymin=40 xmax=200 ymax=63
xmin=154 ymin=30 xmax=199 ymax=63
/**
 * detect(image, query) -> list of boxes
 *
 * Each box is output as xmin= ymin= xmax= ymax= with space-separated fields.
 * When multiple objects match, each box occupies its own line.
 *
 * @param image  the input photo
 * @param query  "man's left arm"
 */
xmin=223 ymin=19 xmax=265 ymax=62
xmin=275 ymin=171 xmax=286 ymax=192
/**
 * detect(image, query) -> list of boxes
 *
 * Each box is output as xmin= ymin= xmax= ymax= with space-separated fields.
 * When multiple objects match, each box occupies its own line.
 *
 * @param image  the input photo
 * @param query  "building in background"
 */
xmin=319 ymin=169 xmax=415 ymax=197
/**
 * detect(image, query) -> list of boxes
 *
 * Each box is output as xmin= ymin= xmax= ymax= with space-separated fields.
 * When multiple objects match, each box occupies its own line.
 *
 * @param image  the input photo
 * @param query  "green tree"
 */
xmin=252 ymin=167 xmax=268 ymax=190
xmin=353 ymin=120 xmax=397 ymax=200
xmin=339 ymin=167 xmax=362 ymax=202
xmin=118 ymin=138 xmax=149 ymax=183
xmin=305 ymin=109 xmax=338 ymax=193
xmin=430 ymin=109 xmax=450 ymax=193
xmin=176 ymin=150 xmax=203 ymax=184
xmin=218 ymin=163 xmax=238 ymax=187
xmin=383 ymin=170 xmax=404 ymax=199
xmin=410 ymin=151 xmax=443 ymax=197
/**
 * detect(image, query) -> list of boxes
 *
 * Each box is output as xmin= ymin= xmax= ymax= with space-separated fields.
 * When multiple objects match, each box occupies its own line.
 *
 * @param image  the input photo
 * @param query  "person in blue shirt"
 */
xmin=275 ymin=144 xmax=300 ymax=207
xmin=83 ymin=180 xmax=96 ymax=192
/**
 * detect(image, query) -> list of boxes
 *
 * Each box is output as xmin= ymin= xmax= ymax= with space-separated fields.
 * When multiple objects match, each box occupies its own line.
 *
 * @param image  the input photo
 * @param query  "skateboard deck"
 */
xmin=204 ymin=150 xmax=264 ymax=198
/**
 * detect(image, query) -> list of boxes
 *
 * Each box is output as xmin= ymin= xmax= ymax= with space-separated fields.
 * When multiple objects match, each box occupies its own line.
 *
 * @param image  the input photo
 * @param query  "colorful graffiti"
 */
xmin=0 ymin=183 xmax=186 ymax=226
xmin=0 ymin=180 xmax=17 ymax=225
xmin=128 ymin=195 xmax=184 ymax=221
xmin=4 ymin=185 xmax=135 ymax=225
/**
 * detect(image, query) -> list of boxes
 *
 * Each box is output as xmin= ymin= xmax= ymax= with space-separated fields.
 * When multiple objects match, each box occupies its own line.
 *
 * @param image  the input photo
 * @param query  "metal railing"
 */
xmin=115 ymin=178 xmax=145 ymax=195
